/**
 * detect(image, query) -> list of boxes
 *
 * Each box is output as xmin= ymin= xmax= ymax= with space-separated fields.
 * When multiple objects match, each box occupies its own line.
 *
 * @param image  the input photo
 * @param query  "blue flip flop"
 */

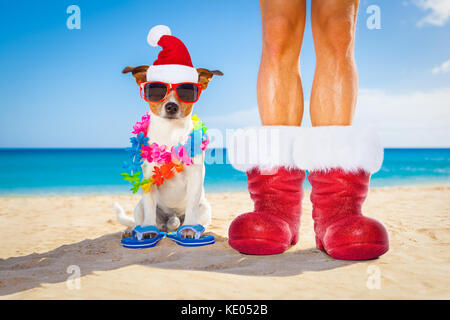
xmin=167 ymin=224 xmax=215 ymax=247
xmin=121 ymin=225 xmax=165 ymax=249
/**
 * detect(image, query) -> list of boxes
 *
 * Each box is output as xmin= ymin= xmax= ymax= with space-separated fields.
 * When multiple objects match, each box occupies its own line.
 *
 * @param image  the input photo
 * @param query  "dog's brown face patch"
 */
xmin=148 ymin=90 xmax=194 ymax=119
xmin=148 ymin=101 xmax=163 ymax=116
xmin=180 ymin=102 xmax=194 ymax=117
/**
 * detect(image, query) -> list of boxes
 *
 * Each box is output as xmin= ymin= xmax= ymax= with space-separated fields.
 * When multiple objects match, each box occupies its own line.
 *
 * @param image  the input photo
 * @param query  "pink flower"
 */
xmin=132 ymin=113 xmax=150 ymax=136
xmin=200 ymin=136 xmax=209 ymax=151
xmin=141 ymin=143 xmax=171 ymax=164
xmin=140 ymin=145 xmax=154 ymax=162
xmin=141 ymin=113 xmax=150 ymax=123
xmin=160 ymin=152 xmax=172 ymax=164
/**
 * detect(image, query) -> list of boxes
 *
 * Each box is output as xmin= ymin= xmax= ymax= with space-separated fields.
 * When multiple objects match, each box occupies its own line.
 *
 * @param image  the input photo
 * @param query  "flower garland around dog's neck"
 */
xmin=121 ymin=113 xmax=209 ymax=193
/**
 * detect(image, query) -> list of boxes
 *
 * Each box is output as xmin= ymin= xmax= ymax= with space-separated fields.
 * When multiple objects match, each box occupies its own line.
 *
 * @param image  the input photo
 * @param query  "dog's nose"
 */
xmin=165 ymin=102 xmax=179 ymax=115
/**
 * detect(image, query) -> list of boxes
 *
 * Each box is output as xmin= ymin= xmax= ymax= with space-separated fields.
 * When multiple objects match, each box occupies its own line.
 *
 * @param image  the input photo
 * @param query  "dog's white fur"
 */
xmin=114 ymin=110 xmax=211 ymax=232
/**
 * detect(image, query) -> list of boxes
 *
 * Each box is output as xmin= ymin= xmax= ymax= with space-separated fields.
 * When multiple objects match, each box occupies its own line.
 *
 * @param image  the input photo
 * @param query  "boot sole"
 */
xmin=229 ymin=238 xmax=290 ymax=255
xmin=325 ymin=242 xmax=389 ymax=261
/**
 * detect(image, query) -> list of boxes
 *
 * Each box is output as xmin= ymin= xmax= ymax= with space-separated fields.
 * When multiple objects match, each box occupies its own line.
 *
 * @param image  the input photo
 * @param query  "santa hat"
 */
xmin=146 ymin=25 xmax=198 ymax=83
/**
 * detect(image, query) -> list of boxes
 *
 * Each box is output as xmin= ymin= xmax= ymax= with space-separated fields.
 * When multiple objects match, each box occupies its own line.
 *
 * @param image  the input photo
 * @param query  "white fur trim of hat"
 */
xmin=147 ymin=64 xmax=198 ymax=83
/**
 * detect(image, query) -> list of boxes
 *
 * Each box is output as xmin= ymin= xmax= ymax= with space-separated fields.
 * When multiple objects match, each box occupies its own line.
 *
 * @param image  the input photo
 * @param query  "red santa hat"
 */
xmin=146 ymin=25 xmax=198 ymax=83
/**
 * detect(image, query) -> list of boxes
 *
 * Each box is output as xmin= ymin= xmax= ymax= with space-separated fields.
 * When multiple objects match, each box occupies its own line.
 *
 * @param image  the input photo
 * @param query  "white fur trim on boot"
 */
xmin=292 ymin=126 xmax=383 ymax=174
xmin=227 ymin=126 xmax=306 ymax=172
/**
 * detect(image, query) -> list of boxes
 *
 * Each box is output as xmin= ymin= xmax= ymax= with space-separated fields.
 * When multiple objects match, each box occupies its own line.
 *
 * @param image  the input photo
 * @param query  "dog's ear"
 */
xmin=122 ymin=65 xmax=150 ymax=86
xmin=197 ymin=68 xmax=223 ymax=90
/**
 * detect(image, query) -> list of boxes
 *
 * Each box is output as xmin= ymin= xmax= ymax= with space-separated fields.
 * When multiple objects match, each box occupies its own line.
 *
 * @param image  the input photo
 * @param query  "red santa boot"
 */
xmin=294 ymin=126 xmax=389 ymax=260
xmin=227 ymin=126 xmax=306 ymax=255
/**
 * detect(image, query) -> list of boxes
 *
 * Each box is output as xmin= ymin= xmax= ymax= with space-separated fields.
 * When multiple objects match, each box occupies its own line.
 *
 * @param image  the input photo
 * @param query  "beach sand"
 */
xmin=0 ymin=186 xmax=449 ymax=299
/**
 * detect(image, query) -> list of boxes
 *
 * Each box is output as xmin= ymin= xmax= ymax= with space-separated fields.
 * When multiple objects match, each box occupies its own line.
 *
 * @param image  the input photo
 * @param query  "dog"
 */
xmin=114 ymin=66 xmax=222 ymax=239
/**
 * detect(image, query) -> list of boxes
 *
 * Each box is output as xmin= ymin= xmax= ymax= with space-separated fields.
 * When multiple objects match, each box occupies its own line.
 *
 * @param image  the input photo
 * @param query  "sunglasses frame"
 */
xmin=139 ymin=81 xmax=203 ymax=103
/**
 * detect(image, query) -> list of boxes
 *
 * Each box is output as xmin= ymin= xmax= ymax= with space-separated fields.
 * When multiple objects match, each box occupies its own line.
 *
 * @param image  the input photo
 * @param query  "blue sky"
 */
xmin=0 ymin=0 xmax=449 ymax=148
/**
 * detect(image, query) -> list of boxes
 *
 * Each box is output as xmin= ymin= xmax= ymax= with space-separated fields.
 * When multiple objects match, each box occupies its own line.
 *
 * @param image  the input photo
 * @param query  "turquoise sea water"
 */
xmin=0 ymin=148 xmax=448 ymax=195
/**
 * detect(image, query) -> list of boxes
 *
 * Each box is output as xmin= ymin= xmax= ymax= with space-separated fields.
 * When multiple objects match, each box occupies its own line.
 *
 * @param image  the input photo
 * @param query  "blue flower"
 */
xmin=136 ymin=132 xmax=149 ymax=146
xmin=129 ymin=137 xmax=139 ymax=149
xmin=125 ymin=147 xmax=140 ymax=158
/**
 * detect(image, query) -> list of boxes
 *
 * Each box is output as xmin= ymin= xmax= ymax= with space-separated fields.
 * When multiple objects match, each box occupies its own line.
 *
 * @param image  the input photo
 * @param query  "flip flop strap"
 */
xmin=133 ymin=225 xmax=160 ymax=241
xmin=177 ymin=224 xmax=205 ymax=239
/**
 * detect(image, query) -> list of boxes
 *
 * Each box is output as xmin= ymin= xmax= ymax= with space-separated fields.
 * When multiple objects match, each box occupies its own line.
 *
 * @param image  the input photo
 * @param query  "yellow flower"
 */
xmin=141 ymin=183 xmax=151 ymax=193
xmin=141 ymin=178 xmax=154 ymax=193
xmin=191 ymin=114 xmax=200 ymax=123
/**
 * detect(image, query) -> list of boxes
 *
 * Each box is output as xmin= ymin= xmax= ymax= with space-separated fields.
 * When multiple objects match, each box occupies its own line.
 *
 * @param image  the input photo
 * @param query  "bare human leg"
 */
xmin=258 ymin=0 xmax=306 ymax=125
xmin=310 ymin=0 xmax=359 ymax=126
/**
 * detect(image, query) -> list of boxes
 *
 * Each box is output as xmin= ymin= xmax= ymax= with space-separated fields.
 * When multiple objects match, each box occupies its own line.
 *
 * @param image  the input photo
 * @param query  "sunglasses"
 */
xmin=140 ymin=81 xmax=203 ymax=103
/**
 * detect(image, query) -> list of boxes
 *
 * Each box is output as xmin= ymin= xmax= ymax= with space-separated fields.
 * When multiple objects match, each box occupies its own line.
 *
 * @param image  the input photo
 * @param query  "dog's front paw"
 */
xmin=142 ymin=232 xmax=158 ymax=239
xmin=181 ymin=229 xmax=196 ymax=239
xmin=121 ymin=228 xmax=133 ymax=239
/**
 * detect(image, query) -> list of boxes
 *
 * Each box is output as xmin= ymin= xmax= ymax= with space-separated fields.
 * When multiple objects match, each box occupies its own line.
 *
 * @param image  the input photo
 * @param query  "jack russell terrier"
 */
xmin=114 ymin=25 xmax=222 ymax=240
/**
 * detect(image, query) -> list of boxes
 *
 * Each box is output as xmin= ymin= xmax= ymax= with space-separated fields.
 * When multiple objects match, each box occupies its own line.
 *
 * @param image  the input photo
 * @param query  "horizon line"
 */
xmin=0 ymin=147 xmax=449 ymax=150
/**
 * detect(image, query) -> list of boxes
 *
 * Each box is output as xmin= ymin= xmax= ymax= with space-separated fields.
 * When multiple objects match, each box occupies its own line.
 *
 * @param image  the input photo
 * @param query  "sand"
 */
xmin=0 ymin=186 xmax=449 ymax=299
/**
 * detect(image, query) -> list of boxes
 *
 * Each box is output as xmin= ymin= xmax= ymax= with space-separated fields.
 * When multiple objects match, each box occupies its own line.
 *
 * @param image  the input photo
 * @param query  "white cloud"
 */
xmin=432 ymin=59 xmax=450 ymax=74
xmin=354 ymin=88 xmax=450 ymax=147
xmin=413 ymin=0 xmax=450 ymax=26
xmin=206 ymin=88 xmax=450 ymax=148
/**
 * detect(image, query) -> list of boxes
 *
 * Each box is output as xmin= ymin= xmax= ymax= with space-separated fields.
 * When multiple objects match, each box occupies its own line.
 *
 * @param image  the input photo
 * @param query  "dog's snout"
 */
xmin=165 ymin=102 xmax=179 ymax=115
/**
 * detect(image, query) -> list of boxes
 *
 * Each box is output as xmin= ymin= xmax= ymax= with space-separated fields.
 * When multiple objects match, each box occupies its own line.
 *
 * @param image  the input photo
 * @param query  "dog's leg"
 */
xmin=182 ymin=162 xmax=205 ymax=238
xmin=141 ymin=191 xmax=158 ymax=227
xmin=133 ymin=198 xmax=145 ymax=226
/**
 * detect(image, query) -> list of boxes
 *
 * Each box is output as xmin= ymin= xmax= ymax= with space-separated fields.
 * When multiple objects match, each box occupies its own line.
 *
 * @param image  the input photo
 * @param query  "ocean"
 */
xmin=0 ymin=148 xmax=448 ymax=195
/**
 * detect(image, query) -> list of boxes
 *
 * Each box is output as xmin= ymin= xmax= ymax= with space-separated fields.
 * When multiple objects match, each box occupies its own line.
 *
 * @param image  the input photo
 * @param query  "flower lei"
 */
xmin=121 ymin=113 xmax=209 ymax=194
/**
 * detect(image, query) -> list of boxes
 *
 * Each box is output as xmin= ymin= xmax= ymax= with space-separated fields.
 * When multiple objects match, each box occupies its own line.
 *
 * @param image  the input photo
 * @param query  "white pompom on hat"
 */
xmin=147 ymin=25 xmax=171 ymax=47
xmin=146 ymin=25 xmax=198 ymax=83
